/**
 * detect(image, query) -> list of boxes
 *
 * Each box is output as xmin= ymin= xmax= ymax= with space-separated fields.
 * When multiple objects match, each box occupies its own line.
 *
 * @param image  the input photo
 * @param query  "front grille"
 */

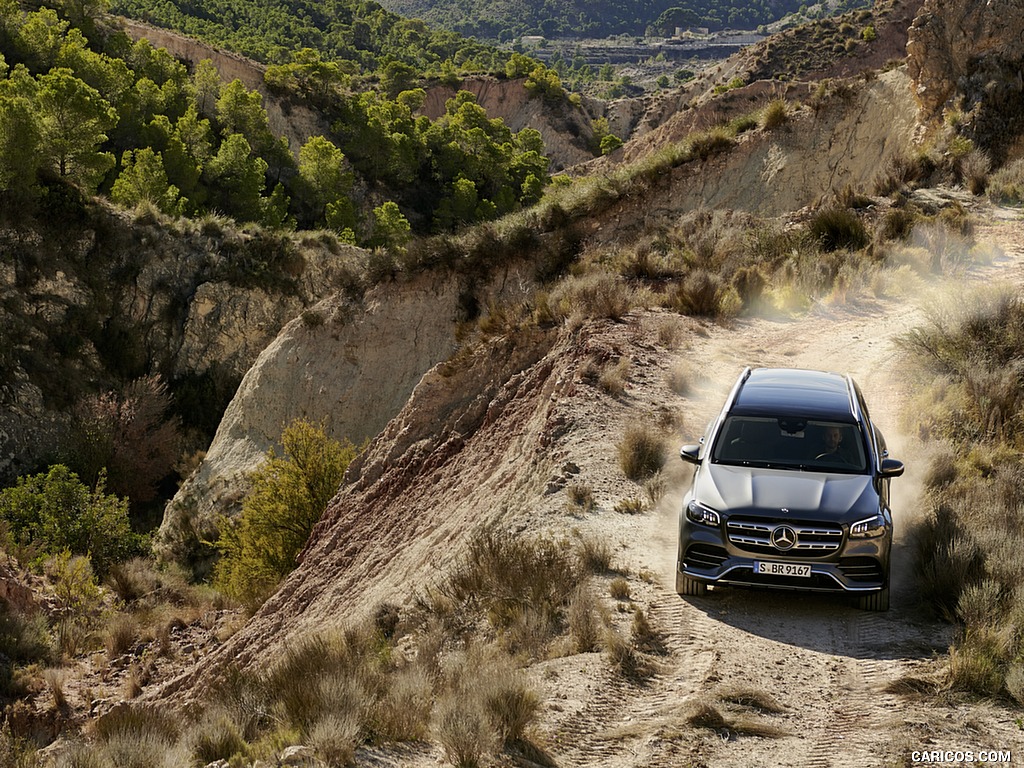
xmin=684 ymin=543 xmax=728 ymax=570
xmin=838 ymin=557 xmax=884 ymax=582
xmin=726 ymin=517 xmax=843 ymax=557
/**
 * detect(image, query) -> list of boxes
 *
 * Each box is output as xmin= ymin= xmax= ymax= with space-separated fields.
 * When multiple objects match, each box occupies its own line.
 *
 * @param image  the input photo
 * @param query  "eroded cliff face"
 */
xmin=0 ymin=204 xmax=356 ymax=482
xmin=585 ymin=68 xmax=918 ymax=227
xmin=157 ymin=261 xmax=539 ymax=566
xmin=907 ymin=0 xmax=1024 ymax=159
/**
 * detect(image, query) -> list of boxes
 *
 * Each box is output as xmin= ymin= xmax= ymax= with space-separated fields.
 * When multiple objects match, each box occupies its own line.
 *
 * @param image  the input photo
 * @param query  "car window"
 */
xmin=711 ymin=416 xmax=868 ymax=473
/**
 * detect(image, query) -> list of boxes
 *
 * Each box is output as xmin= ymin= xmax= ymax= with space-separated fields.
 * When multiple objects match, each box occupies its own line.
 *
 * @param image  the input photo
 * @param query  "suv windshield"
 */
xmin=711 ymin=416 xmax=868 ymax=474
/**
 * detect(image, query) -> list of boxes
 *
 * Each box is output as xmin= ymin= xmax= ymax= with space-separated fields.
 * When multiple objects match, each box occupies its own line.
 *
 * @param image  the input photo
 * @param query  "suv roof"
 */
xmin=729 ymin=368 xmax=857 ymax=422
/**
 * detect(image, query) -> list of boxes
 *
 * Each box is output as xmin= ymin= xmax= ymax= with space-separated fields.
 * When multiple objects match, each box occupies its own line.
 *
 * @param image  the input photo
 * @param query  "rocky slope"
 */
xmin=907 ymin=0 xmax=1024 ymax=161
xmin=0 ymin=202 xmax=358 ymax=482
xmin=159 ymin=261 xmax=538 ymax=561
xmin=579 ymin=68 xmax=919 ymax=229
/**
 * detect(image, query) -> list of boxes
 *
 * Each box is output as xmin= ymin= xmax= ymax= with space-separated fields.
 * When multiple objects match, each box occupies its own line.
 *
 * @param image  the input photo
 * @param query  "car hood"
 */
xmin=696 ymin=463 xmax=877 ymax=518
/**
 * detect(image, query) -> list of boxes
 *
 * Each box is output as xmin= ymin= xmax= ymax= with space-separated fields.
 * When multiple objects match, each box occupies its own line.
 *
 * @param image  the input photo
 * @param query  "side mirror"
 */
xmin=679 ymin=444 xmax=701 ymax=465
xmin=879 ymin=458 xmax=904 ymax=478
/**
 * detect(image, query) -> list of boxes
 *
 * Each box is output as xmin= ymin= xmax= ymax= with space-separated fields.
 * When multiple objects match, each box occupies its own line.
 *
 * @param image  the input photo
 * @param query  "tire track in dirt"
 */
xmin=550 ymin=587 xmax=721 ymax=768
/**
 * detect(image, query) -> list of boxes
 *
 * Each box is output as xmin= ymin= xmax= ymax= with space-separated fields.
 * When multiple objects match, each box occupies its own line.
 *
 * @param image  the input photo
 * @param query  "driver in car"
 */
xmin=816 ymin=425 xmax=845 ymax=461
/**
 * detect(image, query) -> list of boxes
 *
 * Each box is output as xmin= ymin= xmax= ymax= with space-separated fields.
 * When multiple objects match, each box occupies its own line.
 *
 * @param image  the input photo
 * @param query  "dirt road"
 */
xmin=530 ymin=209 xmax=1024 ymax=768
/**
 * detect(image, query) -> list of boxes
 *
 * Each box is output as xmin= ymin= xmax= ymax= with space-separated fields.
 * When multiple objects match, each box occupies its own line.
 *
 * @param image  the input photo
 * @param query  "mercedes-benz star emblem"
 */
xmin=770 ymin=525 xmax=797 ymax=551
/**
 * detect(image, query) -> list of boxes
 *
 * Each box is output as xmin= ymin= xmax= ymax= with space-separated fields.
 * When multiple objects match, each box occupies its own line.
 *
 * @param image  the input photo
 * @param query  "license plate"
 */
xmin=755 ymin=561 xmax=811 ymax=578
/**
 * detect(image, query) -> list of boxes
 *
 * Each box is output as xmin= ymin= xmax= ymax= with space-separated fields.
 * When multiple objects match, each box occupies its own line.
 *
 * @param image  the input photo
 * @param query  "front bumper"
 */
xmin=678 ymin=519 xmax=890 ymax=594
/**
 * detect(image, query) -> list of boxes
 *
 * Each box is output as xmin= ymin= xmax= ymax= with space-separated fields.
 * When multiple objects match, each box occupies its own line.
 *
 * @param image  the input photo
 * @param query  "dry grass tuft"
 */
xmin=104 ymin=615 xmax=138 ymax=662
xmin=684 ymin=694 xmax=789 ymax=738
xmin=576 ymin=535 xmax=613 ymax=574
xmin=598 ymin=358 xmax=631 ymax=396
xmin=566 ymin=482 xmax=597 ymax=513
xmin=609 ymin=577 xmax=630 ymax=601
xmin=613 ymin=497 xmax=645 ymax=515
xmin=760 ymin=98 xmax=788 ymax=129
xmin=618 ymin=425 xmax=666 ymax=482
xmin=187 ymin=707 xmax=248 ymax=765
xmin=566 ymin=587 xmax=602 ymax=653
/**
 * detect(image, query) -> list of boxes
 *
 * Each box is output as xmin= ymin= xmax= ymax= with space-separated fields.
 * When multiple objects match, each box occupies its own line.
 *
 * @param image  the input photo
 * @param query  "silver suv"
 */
xmin=676 ymin=367 xmax=904 ymax=611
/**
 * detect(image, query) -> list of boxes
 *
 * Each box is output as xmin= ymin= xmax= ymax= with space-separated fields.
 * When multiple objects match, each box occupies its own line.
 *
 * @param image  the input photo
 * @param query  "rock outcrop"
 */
xmin=154 ymin=322 xmax=565 ymax=693
xmin=907 ymin=0 xmax=1024 ymax=159
xmin=585 ymin=68 xmax=918 ymax=227
xmin=158 ymin=261 xmax=538 ymax=563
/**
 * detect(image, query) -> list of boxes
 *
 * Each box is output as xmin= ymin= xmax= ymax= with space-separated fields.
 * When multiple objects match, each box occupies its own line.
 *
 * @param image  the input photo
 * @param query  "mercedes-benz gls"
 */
xmin=676 ymin=367 xmax=904 ymax=611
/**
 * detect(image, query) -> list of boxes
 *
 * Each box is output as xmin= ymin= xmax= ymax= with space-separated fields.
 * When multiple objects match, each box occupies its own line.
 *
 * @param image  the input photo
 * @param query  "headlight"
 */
xmin=686 ymin=501 xmax=721 ymax=527
xmin=850 ymin=513 xmax=887 ymax=538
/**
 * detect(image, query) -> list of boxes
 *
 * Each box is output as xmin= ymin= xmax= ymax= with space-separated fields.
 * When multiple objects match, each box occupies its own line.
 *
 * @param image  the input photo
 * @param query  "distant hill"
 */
xmin=375 ymin=0 xmax=871 ymax=41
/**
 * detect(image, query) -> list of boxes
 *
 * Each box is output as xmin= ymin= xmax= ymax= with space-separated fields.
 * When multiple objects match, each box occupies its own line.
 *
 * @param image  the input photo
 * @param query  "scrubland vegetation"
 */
xmin=900 ymin=290 xmax=1024 ymax=704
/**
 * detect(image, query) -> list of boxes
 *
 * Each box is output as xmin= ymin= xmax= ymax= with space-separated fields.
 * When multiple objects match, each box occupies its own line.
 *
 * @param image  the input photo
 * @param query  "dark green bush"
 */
xmin=808 ymin=206 xmax=868 ymax=252
xmin=0 ymin=466 xmax=143 ymax=576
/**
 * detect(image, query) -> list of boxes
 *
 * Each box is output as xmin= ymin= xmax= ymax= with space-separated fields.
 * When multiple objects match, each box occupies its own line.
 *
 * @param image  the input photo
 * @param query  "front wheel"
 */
xmin=676 ymin=570 xmax=708 ymax=597
xmin=857 ymin=586 xmax=889 ymax=611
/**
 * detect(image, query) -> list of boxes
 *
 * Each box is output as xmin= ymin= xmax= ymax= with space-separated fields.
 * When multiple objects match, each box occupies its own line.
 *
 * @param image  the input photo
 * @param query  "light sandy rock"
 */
xmin=585 ymin=68 xmax=918 ymax=236
xmin=159 ymin=262 xmax=536 ymax=553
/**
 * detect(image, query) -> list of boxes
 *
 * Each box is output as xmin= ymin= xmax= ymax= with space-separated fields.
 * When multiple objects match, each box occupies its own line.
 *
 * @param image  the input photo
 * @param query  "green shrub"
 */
xmin=0 ymin=465 xmax=142 ymax=576
xmin=213 ymin=420 xmax=358 ymax=609
xmin=47 ymin=551 xmax=103 ymax=658
xmin=808 ymin=207 xmax=868 ymax=252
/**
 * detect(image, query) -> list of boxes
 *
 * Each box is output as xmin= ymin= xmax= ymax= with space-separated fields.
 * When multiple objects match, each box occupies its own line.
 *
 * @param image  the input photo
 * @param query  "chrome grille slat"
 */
xmin=726 ymin=517 xmax=844 ymax=555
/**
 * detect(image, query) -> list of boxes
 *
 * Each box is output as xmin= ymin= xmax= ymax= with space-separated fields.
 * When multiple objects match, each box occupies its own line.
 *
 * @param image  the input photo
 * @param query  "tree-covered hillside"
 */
xmin=376 ymin=0 xmax=871 ymax=41
xmin=110 ymin=0 xmax=507 ymax=73
xmin=0 ymin=0 xmax=563 ymax=242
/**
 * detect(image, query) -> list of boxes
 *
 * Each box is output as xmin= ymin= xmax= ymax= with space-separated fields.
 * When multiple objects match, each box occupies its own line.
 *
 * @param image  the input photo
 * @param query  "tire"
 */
xmin=676 ymin=570 xmax=708 ymax=597
xmin=857 ymin=586 xmax=889 ymax=612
